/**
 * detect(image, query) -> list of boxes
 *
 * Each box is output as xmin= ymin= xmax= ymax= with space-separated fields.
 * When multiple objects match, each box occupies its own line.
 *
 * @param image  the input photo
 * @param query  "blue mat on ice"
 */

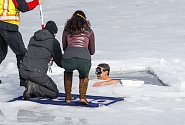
xmin=9 ymin=93 xmax=124 ymax=108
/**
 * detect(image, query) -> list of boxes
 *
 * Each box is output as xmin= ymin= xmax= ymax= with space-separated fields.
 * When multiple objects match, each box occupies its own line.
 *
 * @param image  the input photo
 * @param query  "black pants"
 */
xmin=0 ymin=30 xmax=27 ymax=85
xmin=20 ymin=68 xmax=59 ymax=99
xmin=0 ymin=30 xmax=27 ymax=67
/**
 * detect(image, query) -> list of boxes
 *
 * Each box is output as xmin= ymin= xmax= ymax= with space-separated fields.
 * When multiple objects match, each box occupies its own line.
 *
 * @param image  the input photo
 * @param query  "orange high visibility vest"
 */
xmin=0 ymin=0 xmax=20 ymax=25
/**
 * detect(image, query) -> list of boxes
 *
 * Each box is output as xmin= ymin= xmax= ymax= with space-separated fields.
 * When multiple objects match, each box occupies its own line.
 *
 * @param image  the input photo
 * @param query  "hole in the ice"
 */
xmin=91 ymin=70 xmax=166 ymax=86
xmin=112 ymin=70 xmax=166 ymax=86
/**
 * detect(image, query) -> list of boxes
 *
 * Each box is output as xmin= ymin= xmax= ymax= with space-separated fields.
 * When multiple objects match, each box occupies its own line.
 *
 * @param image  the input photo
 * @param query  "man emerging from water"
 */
xmin=93 ymin=63 xmax=121 ymax=87
xmin=93 ymin=63 xmax=145 ymax=87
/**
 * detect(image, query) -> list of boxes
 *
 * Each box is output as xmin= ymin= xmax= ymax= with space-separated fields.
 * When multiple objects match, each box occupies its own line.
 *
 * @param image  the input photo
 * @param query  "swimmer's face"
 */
xmin=95 ymin=67 xmax=108 ymax=80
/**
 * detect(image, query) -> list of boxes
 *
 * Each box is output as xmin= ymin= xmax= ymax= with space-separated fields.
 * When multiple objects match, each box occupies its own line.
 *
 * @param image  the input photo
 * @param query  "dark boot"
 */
xmin=79 ymin=77 xmax=89 ymax=105
xmin=64 ymin=71 xmax=73 ymax=103
xmin=23 ymin=81 xmax=35 ymax=100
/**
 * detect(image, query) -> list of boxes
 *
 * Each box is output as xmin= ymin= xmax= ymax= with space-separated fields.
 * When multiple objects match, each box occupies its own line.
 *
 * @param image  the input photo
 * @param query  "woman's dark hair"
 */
xmin=64 ymin=10 xmax=91 ymax=34
xmin=98 ymin=63 xmax=110 ymax=76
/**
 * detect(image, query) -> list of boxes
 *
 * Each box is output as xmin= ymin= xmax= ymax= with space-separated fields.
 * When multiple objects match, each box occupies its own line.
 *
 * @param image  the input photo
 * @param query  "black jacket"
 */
xmin=21 ymin=29 xmax=62 ymax=74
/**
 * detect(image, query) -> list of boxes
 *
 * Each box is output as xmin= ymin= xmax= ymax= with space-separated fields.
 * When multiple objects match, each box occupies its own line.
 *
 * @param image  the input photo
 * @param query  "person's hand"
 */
xmin=38 ymin=0 xmax=43 ymax=4
xmin=49 ymin=58 xmax=54 ymax=66
xmin=93 ymin=82 xmax=104 ymax=87
xmin=49 ymin=60 xmax=53 ymax=66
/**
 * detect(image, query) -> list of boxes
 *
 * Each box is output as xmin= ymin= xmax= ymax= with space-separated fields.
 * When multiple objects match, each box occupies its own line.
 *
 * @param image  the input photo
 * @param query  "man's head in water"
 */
xmin=95 ymin=63 xmax=110 ymax=80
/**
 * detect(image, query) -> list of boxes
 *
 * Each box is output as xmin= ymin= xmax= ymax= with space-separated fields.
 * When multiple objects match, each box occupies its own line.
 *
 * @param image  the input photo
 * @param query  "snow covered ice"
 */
xmin=1 ymin=0 xmax=185 ymax=124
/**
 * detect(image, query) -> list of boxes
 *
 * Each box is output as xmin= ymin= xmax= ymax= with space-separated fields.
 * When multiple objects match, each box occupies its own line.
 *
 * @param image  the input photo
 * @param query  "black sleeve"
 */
xmin=15 ymin=0 xmax=30 ymax=12
xmin=52 ymin=39 xmax=63 ymax=68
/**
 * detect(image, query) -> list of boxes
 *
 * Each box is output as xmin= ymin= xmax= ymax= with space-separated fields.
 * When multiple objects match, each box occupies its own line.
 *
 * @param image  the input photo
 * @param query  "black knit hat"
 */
xmin=98 ymin=63 xmax=110 ymax=71
xmin=45 ymin=21 xmax=58 ymax=34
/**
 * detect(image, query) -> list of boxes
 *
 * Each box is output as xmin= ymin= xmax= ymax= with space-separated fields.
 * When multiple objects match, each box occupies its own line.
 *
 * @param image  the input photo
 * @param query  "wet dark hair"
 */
xmin=64 ymin=10 xmax=91 ymax=35
xmin=98 ymin=63 xmax=110 ymax=76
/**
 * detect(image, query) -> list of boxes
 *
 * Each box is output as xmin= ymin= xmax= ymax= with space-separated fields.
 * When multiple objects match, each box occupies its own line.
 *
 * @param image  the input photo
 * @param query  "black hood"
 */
xmin=33 ymin=29 xmax=54 ymax=41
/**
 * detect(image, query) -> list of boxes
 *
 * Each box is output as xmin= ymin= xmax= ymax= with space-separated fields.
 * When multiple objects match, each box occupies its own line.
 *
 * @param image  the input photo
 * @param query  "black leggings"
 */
xmin=61 ymin=58 xmax=91 ymax=79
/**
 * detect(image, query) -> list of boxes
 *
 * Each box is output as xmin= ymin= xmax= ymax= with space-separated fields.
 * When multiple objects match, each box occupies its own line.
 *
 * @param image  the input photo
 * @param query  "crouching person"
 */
xmin=20 ymin=21 xmax=63 ymax=100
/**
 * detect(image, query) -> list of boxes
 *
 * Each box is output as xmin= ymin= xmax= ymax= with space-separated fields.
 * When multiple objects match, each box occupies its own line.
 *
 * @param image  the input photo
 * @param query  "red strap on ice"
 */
xmin=27 ymin=0 xmax=39 ymax=10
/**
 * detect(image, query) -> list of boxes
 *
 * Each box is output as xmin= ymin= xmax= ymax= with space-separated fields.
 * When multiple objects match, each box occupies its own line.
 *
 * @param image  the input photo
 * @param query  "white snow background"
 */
xmin=1 ymin=0 xmax=185 ymax=124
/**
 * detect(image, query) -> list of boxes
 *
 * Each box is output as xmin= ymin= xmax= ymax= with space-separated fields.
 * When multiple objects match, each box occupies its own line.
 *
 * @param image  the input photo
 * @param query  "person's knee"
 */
xmin=50 ymin=90 xmax=59 ymax=99
xmin=50 ymin=87 xmax=59 ymax=99
xmin=79 ymin=73 xmax=89 ymax=79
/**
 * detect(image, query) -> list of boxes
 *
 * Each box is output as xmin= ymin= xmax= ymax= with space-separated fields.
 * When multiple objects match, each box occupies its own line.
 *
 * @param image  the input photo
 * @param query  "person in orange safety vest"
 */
xmin=0 ymin=0 xmax=42 ymax=86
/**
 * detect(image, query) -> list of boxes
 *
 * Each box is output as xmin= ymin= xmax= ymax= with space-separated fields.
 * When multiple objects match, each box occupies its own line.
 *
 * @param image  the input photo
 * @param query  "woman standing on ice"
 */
xmin=61 ymin=10 xmax=95 ymax=105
